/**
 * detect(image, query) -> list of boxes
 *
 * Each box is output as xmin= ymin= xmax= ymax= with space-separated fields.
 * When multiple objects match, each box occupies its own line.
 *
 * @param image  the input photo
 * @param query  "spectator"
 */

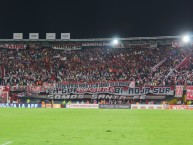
xmin=1 ymin=46 xmax=192 ymax=86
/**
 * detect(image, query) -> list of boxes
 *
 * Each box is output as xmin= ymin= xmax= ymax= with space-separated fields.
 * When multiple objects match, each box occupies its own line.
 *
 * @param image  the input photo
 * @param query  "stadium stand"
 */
xmin=0 ymin=46 xmax=192 ymax=86
xmin=0 ymin=37 xmax=193 ymax=105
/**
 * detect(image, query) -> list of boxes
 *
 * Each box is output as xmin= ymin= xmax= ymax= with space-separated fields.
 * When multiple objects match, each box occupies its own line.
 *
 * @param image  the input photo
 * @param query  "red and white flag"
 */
xmin=175 ymin=86 xmax=183 ymax=97
xmin=186 ymin=86 xmax=193 ymax=100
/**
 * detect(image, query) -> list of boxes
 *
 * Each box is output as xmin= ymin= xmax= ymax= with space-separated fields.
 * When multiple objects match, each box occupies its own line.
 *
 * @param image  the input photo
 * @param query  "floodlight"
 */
xmin=112 ymin=39 xmax=119 ymax=45
xmin=182 ymin=35 xmax=190 ymax=43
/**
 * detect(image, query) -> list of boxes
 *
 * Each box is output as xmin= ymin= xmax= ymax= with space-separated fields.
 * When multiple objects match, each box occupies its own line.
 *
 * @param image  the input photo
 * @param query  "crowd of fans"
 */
xmin=0 ymin=45 xmax=193 ymax=87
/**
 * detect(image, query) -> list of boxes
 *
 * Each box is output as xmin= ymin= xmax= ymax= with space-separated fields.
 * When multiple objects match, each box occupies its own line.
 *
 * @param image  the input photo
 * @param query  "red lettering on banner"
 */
xmin=169 ymin=105 xmax=188 ymax=110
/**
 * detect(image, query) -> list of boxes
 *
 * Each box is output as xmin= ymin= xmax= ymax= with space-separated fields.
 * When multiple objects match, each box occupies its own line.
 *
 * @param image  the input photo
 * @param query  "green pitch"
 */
xmin=0 ymin=109 xmax=193 ymax=145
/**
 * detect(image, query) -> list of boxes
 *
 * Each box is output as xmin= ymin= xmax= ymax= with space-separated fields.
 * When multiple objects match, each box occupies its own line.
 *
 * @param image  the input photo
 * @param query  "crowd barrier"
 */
xmin=131 ymin=104 xmax=164 ymax=109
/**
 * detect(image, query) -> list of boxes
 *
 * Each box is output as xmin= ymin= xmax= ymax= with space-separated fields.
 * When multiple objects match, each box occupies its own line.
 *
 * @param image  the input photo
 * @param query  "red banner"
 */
xmin=175 ymin=86 xmax=183 ymax=97
xmin=186 ymin=86 xmax=193 ymax=100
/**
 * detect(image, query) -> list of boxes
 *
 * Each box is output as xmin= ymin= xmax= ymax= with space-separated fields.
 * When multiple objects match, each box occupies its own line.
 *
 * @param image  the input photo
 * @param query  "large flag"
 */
xmin=175 ymin=56 xmax=190 ymax=69
xmin=186 ymin=86 xmax=193 ymax=100
xmin=151 ymin=58 xmax=167 ymax=72
xmin=175 ymin=86 xmax=183 ymax=97
xmin=165 ymin=55 xmax=190 ymax=80
xmin=0 ymin=63 xmax=5 ymax=81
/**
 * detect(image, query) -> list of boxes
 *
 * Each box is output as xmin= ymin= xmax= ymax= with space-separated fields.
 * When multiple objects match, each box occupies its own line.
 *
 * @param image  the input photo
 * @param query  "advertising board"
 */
xmin=131 ymin=104 xmax=164 ymax=109
xmin=99 ymin=104 xmax=131 ymax=109
xmin=66 ymin=104 xmax=99 ymax=109
xmin=0 ymin=103 xmax=42 ymax=108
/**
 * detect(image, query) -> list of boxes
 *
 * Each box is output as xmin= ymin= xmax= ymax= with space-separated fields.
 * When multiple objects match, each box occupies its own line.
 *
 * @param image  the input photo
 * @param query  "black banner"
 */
xmin=47 ymin=94 xmax=133 ymax=100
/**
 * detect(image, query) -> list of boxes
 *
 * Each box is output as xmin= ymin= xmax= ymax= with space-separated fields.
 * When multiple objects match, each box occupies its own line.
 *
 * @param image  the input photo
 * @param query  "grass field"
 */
xmin=0 ymin=109 xmax=193 ymax=145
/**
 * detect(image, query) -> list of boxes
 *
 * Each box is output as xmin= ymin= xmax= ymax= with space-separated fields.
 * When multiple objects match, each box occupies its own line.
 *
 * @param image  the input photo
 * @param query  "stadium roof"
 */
xmin=0 ymin=35 xmax=185 ymax=42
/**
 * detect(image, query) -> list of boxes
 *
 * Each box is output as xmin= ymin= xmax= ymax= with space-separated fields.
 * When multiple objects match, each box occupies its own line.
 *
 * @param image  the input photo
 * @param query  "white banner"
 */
xmin=52 ymin=43 xmax=81 ymax=51
xmin=131 ymin=104 xmax=164 ymax=109
xmin=82 ymin=42 xmax=157 ymax=48
xmin=116 ymin=43 xmax=157 ymax=49
xmin=66 ymin=104 xmax=99 ymax=109
xmin=13 ymin=33 xmax=23 ymax=39
xmin=61 ymin=33 xmax=70 ymax=39
xmin=0 ymin=44 xmax=26 ymax=49
xmin=29 ymin=33 xmax=39 ymax=40
xmin=172 ymin=41 xmax=193 ymax=48
xmin=46 ymin=33 xmax=56 ymax=39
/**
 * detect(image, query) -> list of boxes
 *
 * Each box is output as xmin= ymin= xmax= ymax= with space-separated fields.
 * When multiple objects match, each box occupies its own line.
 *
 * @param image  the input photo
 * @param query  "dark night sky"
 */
xmin=0 ymin=0 xmax=193 ymax=39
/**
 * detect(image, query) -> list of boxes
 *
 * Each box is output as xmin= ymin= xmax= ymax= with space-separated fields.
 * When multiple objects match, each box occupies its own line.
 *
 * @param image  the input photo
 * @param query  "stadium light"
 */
xmin=182 ymin=35 xmax=190 ymax=43
xmin=112 ymin=39 xmax=119 ymax=45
